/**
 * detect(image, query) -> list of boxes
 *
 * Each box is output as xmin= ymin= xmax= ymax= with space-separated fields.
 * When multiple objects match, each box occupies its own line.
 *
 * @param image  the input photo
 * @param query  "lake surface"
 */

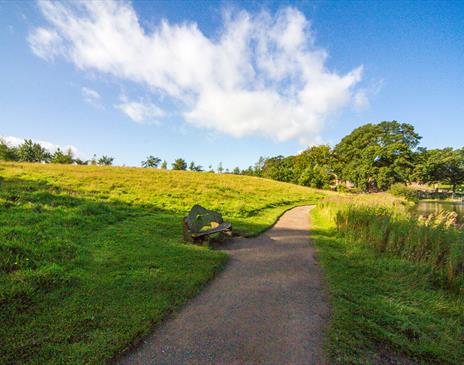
xmin=415 ymin=201 xmax=464 ymax=223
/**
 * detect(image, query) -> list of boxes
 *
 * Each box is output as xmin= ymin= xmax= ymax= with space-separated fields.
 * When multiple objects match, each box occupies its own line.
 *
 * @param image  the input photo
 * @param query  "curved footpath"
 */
xmin=119 ymin=205 xmax=329 ymax=365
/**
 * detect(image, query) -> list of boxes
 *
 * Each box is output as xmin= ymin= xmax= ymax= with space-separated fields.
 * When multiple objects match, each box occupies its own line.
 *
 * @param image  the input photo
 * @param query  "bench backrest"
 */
xmin=185 ymin=204 xmax=224 ymax=233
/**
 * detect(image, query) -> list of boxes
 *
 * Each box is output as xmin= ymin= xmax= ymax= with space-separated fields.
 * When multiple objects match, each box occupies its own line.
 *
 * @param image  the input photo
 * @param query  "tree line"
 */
xmin=3 ymin=121 xmax=463 ymax=192
xmin=141 ymin=156 xmax=232 ymax=173
xmin=0 ymin=138 xmax=114 ymax=166
xmin=242 ymin=121 xmax=464 ymax=193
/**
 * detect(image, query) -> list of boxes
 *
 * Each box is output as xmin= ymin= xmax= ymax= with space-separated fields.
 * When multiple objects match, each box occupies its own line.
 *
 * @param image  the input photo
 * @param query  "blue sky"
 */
xmin=1 ymin=0 xmax=463 ymax=169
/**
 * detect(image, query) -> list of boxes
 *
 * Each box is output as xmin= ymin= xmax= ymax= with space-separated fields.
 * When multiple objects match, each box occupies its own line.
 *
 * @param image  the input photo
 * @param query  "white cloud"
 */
xmin=1 ymin=135 xmax=79 ymax=156
xmin=28 ymin=27 xmax=63 ymax=61
xmin=353 ymin=79 xmax=383 ymax=112
xmin=115 ymin=96 xmax=164 ymax=124
xmin=81 ymin=86 xmax=101 ymax=106
xmin=29 ymin=0 xmax=365 ymax=144
xmin=353 ymin=90 xmax=369 ymax=111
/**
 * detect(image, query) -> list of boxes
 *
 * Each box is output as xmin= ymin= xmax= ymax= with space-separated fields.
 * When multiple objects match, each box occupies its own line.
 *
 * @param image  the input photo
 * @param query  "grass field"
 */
xmin=311 ymin=194 xmax=464 ymax=364
xmin=0 ymin=162 xmax=323 ymax=365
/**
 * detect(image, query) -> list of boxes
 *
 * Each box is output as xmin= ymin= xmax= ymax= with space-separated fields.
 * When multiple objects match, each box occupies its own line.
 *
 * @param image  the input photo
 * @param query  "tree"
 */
xmin=74 ymin=158 xmax=88 ymax=165
xmin=262 ymin=155 xmax=297 ymax=182
xmin=254 ymin=157 xmax=266 ymax=177
xmin=17 ymin=139 xmax=51 ymax=163
xmin=217 ymin=162 xmax=224 ymax=174
xmin=296 ymin=145 xmax=334 ymax=188
xmin=160 ymin=160 xmax=168 ymax=169
xmin=142 ymin=155 xmax=161 ymax=168
xmin=0 ymin=138 xmax=19 ymax=161
xmin=189 ymin=161 xmax=203 ymax=172
xmin=233 ymin=167 xmax=241 ymax=174
xmin=51 ymin=148 xmax=74 ymax=164
xmin=98 ymin=155 xmax=114 ymax=166
xmin=333 ymin=121 xmax=421 ymax=191
xmin=415 ymin=148 xmax=464 ymax=192
xmin=172 ymin=158 xmax=187 ymax=170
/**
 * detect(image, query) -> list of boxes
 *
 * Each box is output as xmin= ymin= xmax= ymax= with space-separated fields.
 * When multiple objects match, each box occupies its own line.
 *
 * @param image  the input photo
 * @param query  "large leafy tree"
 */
xmin=333 ymin=121 xmax=421 ymax=191
xmin=294 ymin=145 xmax=334 ymax=188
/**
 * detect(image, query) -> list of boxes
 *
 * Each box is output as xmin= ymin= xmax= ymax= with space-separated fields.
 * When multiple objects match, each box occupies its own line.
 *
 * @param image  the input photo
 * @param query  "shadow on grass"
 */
xmin=0 ymin=175 xmax=314 ymax=365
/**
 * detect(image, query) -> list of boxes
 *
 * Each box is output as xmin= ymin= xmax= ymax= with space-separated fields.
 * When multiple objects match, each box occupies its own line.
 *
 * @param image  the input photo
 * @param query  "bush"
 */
xmin=389 ymin=183 xmax=418 ymax=202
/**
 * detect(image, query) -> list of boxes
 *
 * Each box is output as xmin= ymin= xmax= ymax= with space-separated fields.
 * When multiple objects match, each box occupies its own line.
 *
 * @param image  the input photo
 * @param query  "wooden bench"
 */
xmin=182 ymin=204 xmax=232 ymax=243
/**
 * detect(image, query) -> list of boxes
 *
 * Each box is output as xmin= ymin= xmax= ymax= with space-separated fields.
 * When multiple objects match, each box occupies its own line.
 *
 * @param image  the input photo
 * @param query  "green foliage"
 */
xmin=0 ymin=162 xmax=323 ymax=364
xmin=172 ymin=158 xmax=187 ymax=170
xmin=74 ymin=158 xmax=88 ymax=165
xmin=97 ymin=155 xmax=114 ymax=166
xmin=260 ymin=146 xmax=334 ymax=188
xmin=0 ymin=139 xmax=19 ymax=161
xmin=189 ymin=161 xmax=203 ymax=172
xmin=17 ymin=139 xmax=51 ymax=163
xmin=389 ymin=183 xmax=418 ymax=202
xmin=141 ymin=155 xmax=161 ymax=168
xmin=333 ymin=121 xmax=421 ymax=191
xmin=414 ymin=148 xmax=464 ymax=192
xmin=254 ymin=121 xmax=446 ymax=192
xmin=241 ymin=156 xmax=267 ymax=177
xmin=51 ymin=148 xmax=74 ymax=164
xmin=160 ymin=160 xmax=168 ymax=169
xmin=311 ymin=207 xmax=464 ymax=364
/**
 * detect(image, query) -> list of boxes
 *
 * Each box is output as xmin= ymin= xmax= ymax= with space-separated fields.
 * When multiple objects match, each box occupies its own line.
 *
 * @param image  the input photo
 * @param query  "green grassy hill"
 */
xmin=0 ymin=162 xmax=323 ymax=364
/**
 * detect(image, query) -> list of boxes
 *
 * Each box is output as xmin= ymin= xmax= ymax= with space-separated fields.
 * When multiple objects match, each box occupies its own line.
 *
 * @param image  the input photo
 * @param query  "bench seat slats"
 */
xmin=191 ymin=222 xmax=232 ymax=238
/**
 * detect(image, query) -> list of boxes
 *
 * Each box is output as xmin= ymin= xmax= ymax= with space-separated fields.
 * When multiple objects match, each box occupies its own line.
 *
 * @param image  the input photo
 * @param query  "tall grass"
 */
xmin=319 ymin=194 xmax=464 ymax=290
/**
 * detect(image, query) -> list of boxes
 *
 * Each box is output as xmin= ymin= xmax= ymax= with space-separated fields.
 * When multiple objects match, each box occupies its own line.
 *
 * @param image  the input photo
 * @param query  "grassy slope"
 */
xmin=311 ymin=204 xmax=464 ymax=364
xmin=0 ymin=162 xmax=323 ymax=365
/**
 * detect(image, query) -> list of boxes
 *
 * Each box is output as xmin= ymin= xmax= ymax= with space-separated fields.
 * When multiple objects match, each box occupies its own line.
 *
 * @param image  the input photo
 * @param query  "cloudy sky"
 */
xmin=1 ymin=0 xmax=463 ymax=168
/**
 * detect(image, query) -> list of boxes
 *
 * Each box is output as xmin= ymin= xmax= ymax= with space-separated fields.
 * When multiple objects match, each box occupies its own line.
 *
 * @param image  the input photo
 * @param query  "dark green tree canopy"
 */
xmin=414 ymin=148 xmax=464 ymax=192
xmin=334 ymin=121 xmax=421 ymax=191
xmin=261 ymin=146 xmax=334 ymax=188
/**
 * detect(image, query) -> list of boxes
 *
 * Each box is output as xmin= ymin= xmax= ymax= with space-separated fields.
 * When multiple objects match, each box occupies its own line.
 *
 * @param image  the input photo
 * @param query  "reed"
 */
xmin=319 ymin=194 xmax=464 ymax=290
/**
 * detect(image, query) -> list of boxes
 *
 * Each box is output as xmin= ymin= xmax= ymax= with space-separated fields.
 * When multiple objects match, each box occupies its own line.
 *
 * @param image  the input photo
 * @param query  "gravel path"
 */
xmin=119 ymin=205 xmax=329 ymax=365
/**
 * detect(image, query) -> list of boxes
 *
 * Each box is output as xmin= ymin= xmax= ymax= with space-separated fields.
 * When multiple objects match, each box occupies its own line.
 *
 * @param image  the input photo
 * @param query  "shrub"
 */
xmin=389 ymin=183 xmax=418 ymax=202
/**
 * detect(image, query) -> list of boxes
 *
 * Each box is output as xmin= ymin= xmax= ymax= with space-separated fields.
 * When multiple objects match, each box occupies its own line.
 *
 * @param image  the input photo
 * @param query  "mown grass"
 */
xmin=0 ymin=162 xmax=323 ymax=365
xmin=311 ymin=194 xmax=464 ymax=364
